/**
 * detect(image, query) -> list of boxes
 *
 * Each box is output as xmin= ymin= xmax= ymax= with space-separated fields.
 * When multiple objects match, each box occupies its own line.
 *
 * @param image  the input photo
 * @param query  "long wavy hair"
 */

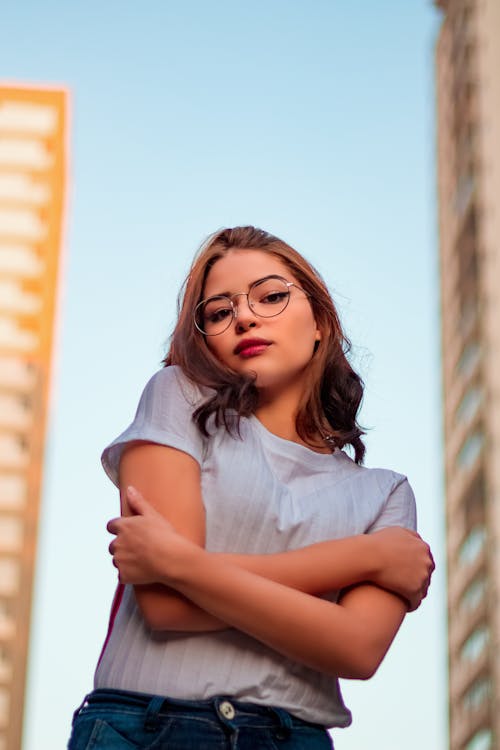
xmin=164 ymin=226 xmax=366 ymax=463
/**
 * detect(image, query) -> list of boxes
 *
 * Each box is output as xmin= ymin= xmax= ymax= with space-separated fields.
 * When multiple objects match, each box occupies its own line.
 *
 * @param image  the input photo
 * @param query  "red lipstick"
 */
xmin=234 ymin=338 xmax=272 ymax=357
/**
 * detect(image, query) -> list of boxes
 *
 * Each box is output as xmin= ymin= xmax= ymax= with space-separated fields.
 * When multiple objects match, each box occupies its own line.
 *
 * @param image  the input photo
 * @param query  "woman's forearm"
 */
xmin=141 ymin=528 xmax=432 ymax=632
xmin=166 ymin=544 xmax=406 ymax=679
xmin=140 ymin=534 xmax=378 ymax=631
xmin=220 ymin=534 xmax=377 ymax=594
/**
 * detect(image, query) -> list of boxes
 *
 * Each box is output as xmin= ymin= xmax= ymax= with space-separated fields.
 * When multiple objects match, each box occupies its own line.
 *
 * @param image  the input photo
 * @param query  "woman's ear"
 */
xmin=313 ymin=327 xmax=322 ymax=352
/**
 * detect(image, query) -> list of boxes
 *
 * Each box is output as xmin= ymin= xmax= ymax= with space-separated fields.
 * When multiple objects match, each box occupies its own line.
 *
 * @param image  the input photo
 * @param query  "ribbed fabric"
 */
xmin=96 ymin=366 xmax=417 ymax=728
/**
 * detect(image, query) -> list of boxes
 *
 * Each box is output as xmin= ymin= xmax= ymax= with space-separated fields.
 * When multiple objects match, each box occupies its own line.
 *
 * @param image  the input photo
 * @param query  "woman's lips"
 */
xmin=237 ymin=344 xmax=270 ymax=358
xmin=234 ymin=338 xmax=272 ymax=357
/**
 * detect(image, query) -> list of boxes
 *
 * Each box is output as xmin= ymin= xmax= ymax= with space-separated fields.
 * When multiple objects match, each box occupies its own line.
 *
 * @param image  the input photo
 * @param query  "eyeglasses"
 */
xmin=194 ymin=275 xmax=309 ymax=336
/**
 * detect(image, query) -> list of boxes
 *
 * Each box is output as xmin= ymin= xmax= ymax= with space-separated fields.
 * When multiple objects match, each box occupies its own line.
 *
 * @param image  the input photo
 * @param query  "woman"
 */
xmin=68 ymin=226 xmax=434 ymax=749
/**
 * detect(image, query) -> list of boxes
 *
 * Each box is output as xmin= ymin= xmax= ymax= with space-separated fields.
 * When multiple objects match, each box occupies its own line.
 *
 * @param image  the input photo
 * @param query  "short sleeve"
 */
xmin=366 ymin=475 xmax=417 ymax=533
xmin=101 ymin=366 xmax=208 ymax=487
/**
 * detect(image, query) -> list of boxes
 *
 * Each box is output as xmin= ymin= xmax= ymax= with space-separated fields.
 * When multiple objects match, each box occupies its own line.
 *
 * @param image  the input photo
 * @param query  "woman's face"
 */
xmin=201 ymin=250 xmax=321 ymax=399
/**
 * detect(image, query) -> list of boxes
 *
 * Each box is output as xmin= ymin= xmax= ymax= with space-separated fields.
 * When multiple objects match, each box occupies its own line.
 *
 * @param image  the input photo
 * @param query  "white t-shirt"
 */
xmin=96 ymin=365 xmax=417 ymax=728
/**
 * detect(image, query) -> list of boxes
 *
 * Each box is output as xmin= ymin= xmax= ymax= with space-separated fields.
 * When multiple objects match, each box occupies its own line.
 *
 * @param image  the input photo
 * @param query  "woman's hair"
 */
xmin=164 ymin=226 xmax=366 ymax=464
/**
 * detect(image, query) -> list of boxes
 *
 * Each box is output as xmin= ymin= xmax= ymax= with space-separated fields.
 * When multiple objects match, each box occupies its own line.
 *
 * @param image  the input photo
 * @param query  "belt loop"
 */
xmin=269 ymin=706 xmax=293 ymax=739
xmin=72 ymin=692 xmax=91 ymax=726
xmin=144 ymin=696 xmax=165 ymax=731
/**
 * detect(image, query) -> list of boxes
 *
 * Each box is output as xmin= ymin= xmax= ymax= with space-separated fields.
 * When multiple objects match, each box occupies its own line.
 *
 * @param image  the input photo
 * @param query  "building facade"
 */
xmin=0 ymin=85 xmax=67 ymax=750
xmin=434 ymin=1 xmax=500 ymax=748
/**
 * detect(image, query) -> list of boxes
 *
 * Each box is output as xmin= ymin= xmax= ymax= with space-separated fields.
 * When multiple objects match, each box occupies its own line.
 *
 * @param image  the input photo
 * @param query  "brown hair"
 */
xmin=164 ymin=226 xmax=366 ymax=463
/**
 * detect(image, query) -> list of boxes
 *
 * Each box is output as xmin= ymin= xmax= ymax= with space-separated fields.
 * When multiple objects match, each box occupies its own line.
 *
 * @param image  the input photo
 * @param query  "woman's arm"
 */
xmin=109 ymin=490 xmax=409 ymax=679
xmin=118 ymin=442 xmax=221 ymax=631
xmin=176 ymin=551 xmax=407 ymax=679
xmin=220 ymin=527 xmax=431 ymax=610
xmin=118 ymin=443 xmax=433 ymax=631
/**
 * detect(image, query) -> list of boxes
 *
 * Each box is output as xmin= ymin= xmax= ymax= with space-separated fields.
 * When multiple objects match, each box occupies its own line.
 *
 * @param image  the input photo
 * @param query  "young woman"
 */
xmin=68 ymin=226 xmax=434 ymax=749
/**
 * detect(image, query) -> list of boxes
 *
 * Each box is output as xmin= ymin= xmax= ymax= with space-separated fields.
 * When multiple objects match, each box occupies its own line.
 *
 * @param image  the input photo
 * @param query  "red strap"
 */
xmin=96 ymin=582 xmax=125 ymax=668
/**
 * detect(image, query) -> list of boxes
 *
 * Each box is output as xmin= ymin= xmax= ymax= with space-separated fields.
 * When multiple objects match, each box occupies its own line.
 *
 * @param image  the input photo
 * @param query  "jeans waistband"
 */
xmin=76 ymin=688 xmax=321 ymax=733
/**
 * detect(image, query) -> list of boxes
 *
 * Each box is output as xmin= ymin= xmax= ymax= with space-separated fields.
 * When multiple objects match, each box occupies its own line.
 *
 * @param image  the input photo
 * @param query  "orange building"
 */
xmin=0 ymin=85 xmax=67 ymax=750
xmin=433 ymin=1 xmax=500 ymax=748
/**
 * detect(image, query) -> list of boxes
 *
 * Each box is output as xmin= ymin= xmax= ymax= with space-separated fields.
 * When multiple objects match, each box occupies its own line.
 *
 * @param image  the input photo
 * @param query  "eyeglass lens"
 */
xmin=197 ymin=277 xmax=291 ymax=335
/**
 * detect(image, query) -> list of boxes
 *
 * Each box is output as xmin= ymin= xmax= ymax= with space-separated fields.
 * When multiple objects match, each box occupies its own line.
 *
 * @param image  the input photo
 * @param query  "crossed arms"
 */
xmin=108 ymin=442 xmax=434 ymax=680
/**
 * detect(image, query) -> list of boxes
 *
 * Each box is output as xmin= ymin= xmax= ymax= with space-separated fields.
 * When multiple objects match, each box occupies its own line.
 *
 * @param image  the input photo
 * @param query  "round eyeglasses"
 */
xmin=194 ymin=275 xmax=309 ymax=336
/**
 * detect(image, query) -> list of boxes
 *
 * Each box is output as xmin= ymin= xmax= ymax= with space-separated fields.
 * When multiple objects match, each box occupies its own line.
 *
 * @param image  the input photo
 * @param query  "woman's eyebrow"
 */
xmin=204 ymin=286 xmax=247 ymax=300
xmin=206 ymin=290 xmax=232 ymax=298
xmin=206 ymin=275 xmax=278 ymax=298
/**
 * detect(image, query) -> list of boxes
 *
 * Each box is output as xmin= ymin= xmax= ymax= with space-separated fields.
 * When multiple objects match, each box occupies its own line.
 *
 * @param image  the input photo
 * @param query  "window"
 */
xmin=459 ymin=526 xmax=486 ymax=566
xmin=463 ymin=470 xmax=486 ymax=528
xmin=463 ymin=677 xmax=491 ymax=712
xmin=461 ymin=576 xmax=487 ymax=613
xmin=456 ymin=387 xmax=482 ymax=425
xmin=457 ymin=342 xmax=481 ymax=378
xmin=458 ymin=301 xmax=479 ymax=339
xmin=454 ymin=173 xmax=475 ymax=216
xmin=460 ymin=626 xmax=489 ymax=663
xmin=465 ymin=728 xmax=493 ymax=750
xmin=457 ymin=431 xmax=484 ymax=469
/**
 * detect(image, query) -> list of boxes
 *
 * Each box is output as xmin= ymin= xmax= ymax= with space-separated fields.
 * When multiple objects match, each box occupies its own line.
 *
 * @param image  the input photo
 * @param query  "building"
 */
xmin=0 ymin=85 xmax=67 ymax=750
xmin=434 ymin=1 xmax=500 ymax=748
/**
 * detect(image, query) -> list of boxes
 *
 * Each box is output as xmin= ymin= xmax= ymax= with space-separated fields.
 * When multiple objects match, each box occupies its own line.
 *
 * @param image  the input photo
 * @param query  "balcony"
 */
xmin=0 ymin=474 xmax=27 ymax=511
xmin=0 ymin=356 xmax=37 ymax=391
xmin=0 ymin=433 xmax=30 ymax=470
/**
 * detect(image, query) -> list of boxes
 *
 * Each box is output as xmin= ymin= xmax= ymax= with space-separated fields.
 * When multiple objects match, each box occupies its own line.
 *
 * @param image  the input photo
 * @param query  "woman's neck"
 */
xmin=255 ymin=387 xmax=331 ymax=453
xmin=255 ymin=404 xmax=299 ymax=443
xmin=254 ymin=382 xmax=301 ymax=438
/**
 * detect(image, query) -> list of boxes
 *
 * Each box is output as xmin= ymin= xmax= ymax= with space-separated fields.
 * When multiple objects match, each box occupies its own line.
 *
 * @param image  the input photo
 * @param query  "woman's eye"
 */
xmin=207 ymin=308 xmax=232 ymax=323
xmin=261 ymin=292 xmax=288 ymax=304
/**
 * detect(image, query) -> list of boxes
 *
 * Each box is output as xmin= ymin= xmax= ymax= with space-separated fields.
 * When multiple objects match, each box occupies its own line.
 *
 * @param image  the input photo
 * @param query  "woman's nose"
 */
xmin=235 ymin=319 xmax=257 ymax=333
xmin=233 ymin=295 xmax=258 ymax=332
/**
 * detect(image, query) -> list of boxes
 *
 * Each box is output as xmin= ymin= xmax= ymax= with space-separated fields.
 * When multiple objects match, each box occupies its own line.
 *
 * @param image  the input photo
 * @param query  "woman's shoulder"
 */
xmin=337 ymin=452 xmax=412 ymax=498
xmin=142 ymin=365 xmax=213 ymax=409
xmin=353 ymin=461 xmax=416 ymax=529
xmin=332 ymin=453 xmax=416 ymax=530
xmin=100 ymin=366 xmax=212 ymax=487
xmin=366 ymin=465 xmax=410 ymax=493
xmin=337 ymin=450 xmax=405 ymax=479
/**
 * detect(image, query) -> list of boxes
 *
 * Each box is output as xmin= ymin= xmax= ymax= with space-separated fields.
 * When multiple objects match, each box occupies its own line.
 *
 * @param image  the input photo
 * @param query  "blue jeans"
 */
xmin=68 ymin=689 xmax=334 ymax=749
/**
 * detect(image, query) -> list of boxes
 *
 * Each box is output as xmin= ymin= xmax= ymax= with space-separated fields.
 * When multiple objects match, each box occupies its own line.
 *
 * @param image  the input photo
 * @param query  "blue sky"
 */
xmin=2 ymin=2 xmax=446 ymax=748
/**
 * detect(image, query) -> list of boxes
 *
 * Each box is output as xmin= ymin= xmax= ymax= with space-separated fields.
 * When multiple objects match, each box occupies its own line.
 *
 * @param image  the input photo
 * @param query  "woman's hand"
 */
xmin=369 ymin=527 xmax=435 ymax=611
xmin=107 ymin=486 xmax=198 ymax=585
xmin=107 ymin=487 xmax=433 ymax=618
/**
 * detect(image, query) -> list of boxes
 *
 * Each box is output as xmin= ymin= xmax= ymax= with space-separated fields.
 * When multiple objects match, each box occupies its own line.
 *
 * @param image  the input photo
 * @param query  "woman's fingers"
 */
xmin=372 ymin=527 xmax=435 ymax=604
xmin=107 ymin=517 xmax=121 ymax=534
xmin=429 ymin=549 xmax=436 ymax=572
xmin=126 ymin=485 xmax=146 ymax=513
xmin=125 ymin=485 xmax=160 ymax=517
xmin=408 ymin=566 xmax=434 ymax=611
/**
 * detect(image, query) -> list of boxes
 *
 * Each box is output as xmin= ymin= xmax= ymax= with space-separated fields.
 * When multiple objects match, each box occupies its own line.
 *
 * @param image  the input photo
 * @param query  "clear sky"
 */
xmin=2 ymin=2 xmax=446 ymax=748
